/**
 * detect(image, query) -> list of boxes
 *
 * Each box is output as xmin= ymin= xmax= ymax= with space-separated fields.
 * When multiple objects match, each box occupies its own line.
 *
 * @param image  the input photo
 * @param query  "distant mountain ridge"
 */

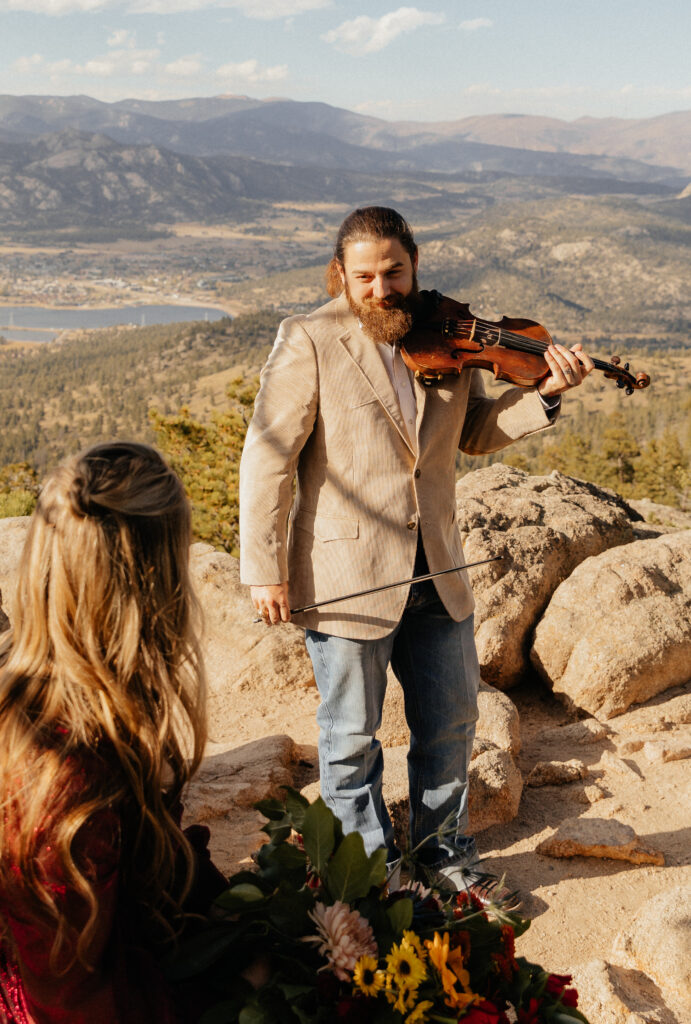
xmin=1 ymin=94 xmax=689 ymax=180
xmin=1 ymin=94 xmax=689 ymax=231
xmin=1 ymin=127 xmax=681 ymax=231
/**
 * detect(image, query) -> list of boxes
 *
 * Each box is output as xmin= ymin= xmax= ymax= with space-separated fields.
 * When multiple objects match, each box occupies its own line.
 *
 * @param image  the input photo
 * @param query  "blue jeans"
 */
xmin=305 ymin=585 xmax=480 ymax=867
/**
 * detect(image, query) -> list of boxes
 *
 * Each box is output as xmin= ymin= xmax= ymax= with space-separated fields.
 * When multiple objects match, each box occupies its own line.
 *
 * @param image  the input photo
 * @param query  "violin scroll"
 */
xmin=606 ymin=355 xmax=651 ymax=395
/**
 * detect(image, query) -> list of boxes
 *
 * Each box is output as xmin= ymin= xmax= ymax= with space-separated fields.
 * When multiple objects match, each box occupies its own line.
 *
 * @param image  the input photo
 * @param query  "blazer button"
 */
xmin=414 ymin=468 xmax=421 ymax=478
xmin=407 ymin=518 xmax=417 ymax=530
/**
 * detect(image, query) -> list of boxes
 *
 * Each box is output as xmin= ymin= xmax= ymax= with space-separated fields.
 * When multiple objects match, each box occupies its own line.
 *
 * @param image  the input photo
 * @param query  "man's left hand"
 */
xmin=537 ymin=343 xmax=594 ymax=398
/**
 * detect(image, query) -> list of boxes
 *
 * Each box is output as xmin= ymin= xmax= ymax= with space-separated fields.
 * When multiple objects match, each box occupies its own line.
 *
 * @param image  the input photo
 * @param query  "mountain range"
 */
xmin=0 ymin=94 xmax=689 ymax=229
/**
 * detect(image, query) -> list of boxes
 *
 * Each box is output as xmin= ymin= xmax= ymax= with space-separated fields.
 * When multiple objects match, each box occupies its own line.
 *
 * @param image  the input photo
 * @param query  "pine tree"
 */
xmin=592 ymin=412 xmax=640 ymax=492
xmin=0 ymin=462 xmax=40 ymax=518
xmin=150 ymin=376 xmax=259 ymax=556
xmin=633 ymin=429 xmax=689 ymax=507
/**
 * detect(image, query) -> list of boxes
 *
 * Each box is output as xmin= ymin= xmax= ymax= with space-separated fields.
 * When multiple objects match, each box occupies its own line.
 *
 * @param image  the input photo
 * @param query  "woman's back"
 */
xmin=0 ymin=443 xmax=220 ymax=1024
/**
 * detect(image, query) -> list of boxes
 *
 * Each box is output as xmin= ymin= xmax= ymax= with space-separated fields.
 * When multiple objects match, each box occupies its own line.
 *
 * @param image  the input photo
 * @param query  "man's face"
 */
xmin=338 ymin=237 xmax=419 ymax=344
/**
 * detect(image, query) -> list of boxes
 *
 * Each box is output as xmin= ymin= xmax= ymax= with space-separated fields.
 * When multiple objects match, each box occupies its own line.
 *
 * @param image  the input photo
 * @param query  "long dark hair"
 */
xmin=325 ymin=206 xmax=418 ymax=296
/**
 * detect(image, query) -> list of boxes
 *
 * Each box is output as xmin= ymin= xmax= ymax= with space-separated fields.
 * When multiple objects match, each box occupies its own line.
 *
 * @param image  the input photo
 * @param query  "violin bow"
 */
xmin=253 ymin=555 xmax=502 ymax=622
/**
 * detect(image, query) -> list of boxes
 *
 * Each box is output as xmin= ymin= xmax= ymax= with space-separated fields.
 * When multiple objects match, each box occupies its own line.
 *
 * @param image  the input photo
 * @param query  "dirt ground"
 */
xmin=477 ymin=683 xmax=689 ymax=974
xmin=205 ymin=670 xmax=689 ymax=981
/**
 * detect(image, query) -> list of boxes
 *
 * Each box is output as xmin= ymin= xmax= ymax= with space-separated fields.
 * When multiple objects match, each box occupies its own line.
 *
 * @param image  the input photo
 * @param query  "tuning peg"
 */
xmin=616 ymin=379 xmax=625 ymax=388
xmin=626 ymin=386 xmax=634 ymax=396
xmin=610 ymin=355 xmax=621 ymax=365
xmin=624 ymin=362 xmax=629 ymax=371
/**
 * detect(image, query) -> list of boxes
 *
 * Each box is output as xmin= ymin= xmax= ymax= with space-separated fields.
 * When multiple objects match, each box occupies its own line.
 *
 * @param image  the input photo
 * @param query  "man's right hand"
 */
xmin=251 ymin=583 xmax=291 ymax=625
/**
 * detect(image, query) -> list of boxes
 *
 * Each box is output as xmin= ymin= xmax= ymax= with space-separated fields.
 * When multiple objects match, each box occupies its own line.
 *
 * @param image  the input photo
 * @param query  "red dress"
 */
xmin=0 ymin=757 xmax=226 ymax=1024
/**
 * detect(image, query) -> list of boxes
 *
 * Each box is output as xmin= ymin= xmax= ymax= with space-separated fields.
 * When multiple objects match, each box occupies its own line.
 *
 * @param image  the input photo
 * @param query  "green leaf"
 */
xmin=261 ymin=817 xmax=292 ymax=844
xmin=255 ymin=798 xmax=288 ymax=821
xmin=222 ymin=870 xmax=272 ymax=893
xmin=386 ymin=897 xmax=414 ymax=935
xmin=238 ymin=1004 xmax=272 ymax=1024
xmin=367 ymin=846 xmax=388 ymax=888
xmin=325 ymin=830 xmax=376 ymax=903
xmin=282 ymin=786 xmax=309 ymax=831
xmin=301 ymin=797 xmax=335 ymax=875
xmin=266 ymin=885 xmax=315 ymax=936
xmin=199 ymin=990 xmax=252 ymax=1024
xmin=275 ymin=982 xmax=314 ymax=1001
xmin=215 ymin=883 xmax=267 ymax=913
xmin=255 ymin=840 xmax=307 ymax=887
xmin=165 ymin=925 xmax=241 ymax=978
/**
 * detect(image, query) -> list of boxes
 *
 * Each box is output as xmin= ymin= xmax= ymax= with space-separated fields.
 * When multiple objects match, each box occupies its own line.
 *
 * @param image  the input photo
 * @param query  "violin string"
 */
xmin=452 ymin=321 xmax=620 ymax=374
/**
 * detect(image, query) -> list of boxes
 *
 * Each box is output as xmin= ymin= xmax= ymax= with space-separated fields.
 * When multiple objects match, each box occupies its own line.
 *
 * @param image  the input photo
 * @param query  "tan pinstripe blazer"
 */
xmin=239 ymin=294 xmax=556 ymax=639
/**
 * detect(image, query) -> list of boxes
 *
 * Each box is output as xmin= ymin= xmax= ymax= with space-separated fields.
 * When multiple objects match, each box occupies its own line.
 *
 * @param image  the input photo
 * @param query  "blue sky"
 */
xmin=1 ymin=0 xmax=689 ymax=123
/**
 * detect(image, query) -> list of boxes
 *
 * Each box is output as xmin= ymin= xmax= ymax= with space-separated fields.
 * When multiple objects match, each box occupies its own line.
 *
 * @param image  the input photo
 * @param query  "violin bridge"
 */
xmin=468 ymin=319 xmax=477 ymax=343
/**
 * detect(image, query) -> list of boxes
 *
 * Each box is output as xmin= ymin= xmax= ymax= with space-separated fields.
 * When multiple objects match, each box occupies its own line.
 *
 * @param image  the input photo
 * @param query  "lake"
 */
xmin=0 ymin=304 xmax=229 ymax=343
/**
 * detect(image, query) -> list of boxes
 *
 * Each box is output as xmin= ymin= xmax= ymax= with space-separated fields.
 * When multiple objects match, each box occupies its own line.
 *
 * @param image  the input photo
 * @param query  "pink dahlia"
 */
xmin=305 ymin=900 xmax=377 ymax=981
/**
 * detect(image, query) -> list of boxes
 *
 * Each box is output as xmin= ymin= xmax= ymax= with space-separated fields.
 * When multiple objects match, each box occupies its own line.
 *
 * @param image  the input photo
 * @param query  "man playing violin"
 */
xmin=240 ymin=206 xmax=593 ymax=892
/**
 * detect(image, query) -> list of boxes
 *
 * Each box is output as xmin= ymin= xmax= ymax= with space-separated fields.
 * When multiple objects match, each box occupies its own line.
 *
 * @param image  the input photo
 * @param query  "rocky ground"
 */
xmin=1 ymin=467 xmax=689 ymax=1023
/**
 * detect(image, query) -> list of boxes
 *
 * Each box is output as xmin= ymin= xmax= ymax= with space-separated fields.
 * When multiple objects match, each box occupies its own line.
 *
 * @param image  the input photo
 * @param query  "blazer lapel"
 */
xmin=335 ymin=299 xmax=414 ymax=453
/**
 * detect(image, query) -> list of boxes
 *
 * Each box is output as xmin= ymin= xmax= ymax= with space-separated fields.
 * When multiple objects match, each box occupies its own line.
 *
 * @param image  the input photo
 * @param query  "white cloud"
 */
xmin=322 ymin=6 xmax=445 ymax=56
xmin=107 ymin=28 xmax=133 ymax=47
xmin=216 ymin=58 xmax=288 ymax=84
xmin=11 ymin=53 xmax=45 ymax=72
xmin=3 ymin=0 xmax=331 ymax=14
xmin=11 ymin=45 xmax=160 ymax=78
xmin=4 ymin=0 xmax=109 ymax=11
xmin=165 ymin=54 xmax=204 ymax=77
xmin=459 ymin=18 xmax=492 ymax=32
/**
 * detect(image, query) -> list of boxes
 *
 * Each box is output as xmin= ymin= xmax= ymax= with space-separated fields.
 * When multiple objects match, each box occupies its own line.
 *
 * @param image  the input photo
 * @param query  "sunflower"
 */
xmin=405 ymin=999 xmax=435 ymax=1023
xmin=385 ymin=941 xmax=428 ymax=990
xmin=352 ymin=955 xmax=385 ymax=997
xmin=401 ymin=929 xmax=427 ymax=962
xmin=425 ymin=931 xmax=478 ymax=1013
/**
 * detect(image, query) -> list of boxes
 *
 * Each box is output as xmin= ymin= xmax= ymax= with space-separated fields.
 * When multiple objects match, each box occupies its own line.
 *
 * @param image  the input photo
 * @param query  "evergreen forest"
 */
xmin=0 ymin=315 xmax=688 ymax=543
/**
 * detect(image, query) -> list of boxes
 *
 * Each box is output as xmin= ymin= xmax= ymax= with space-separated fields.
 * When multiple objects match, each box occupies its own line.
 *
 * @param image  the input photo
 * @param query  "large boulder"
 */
xmin=572 ymin=959 xmax=679 ymax=1024
xmin=0 ymin=516 xmax=30 ymax=618
xmin=467 ymin=746 xmax=523 ymax=832
xmin=183 ymin=734 xmax=299 ymax=874
xmin=612 ymin=884 xmax=691 ymax=1023
xmin=455 ymin=465 xmax=637 ymax=689
xmin=531 ymin=531 xmax=691 ymax=718
xmin=189 ymin=544 xmax=315 ymax=744
xmin=0 ymin=531 xmax=316 ymax=739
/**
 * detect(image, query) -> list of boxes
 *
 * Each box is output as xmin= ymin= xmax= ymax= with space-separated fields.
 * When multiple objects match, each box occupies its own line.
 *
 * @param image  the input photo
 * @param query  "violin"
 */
xmin=401 ymin=294 xmax=650 ymax=395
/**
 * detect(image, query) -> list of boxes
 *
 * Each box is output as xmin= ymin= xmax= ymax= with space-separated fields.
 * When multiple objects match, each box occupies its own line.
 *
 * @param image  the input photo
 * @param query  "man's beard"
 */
xmin=345 ymin=276 xmax=420 ymax=345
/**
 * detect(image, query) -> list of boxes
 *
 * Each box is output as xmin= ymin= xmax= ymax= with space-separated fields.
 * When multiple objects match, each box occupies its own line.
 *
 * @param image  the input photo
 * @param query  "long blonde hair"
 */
xmin=0 ymin=441 xmax=207 ymax=969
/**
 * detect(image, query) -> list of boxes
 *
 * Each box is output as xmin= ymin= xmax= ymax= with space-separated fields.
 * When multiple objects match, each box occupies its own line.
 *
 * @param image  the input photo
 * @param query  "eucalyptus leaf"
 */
xmin=215 ymin=884 xmax=268 ymax=914
xmin=386 ymin=896 xmax=414 ymax=935
xmin=301 ymin=797 xmax=335 ymax=875
xmin=256 ymin=840 xmax=306 ymax=887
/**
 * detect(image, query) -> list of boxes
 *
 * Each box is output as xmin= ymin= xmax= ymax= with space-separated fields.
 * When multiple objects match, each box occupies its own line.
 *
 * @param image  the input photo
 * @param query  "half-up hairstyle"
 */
xmin=325 ymin=206 xmax=418 ymax=297
xmin=0 ymin=441 xmax=206 ymax=970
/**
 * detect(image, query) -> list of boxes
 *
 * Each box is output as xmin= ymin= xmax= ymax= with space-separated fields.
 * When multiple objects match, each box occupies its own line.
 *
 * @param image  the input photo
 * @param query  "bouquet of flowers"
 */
xmin=169 ymin=790 xmax=590 ymax=1024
